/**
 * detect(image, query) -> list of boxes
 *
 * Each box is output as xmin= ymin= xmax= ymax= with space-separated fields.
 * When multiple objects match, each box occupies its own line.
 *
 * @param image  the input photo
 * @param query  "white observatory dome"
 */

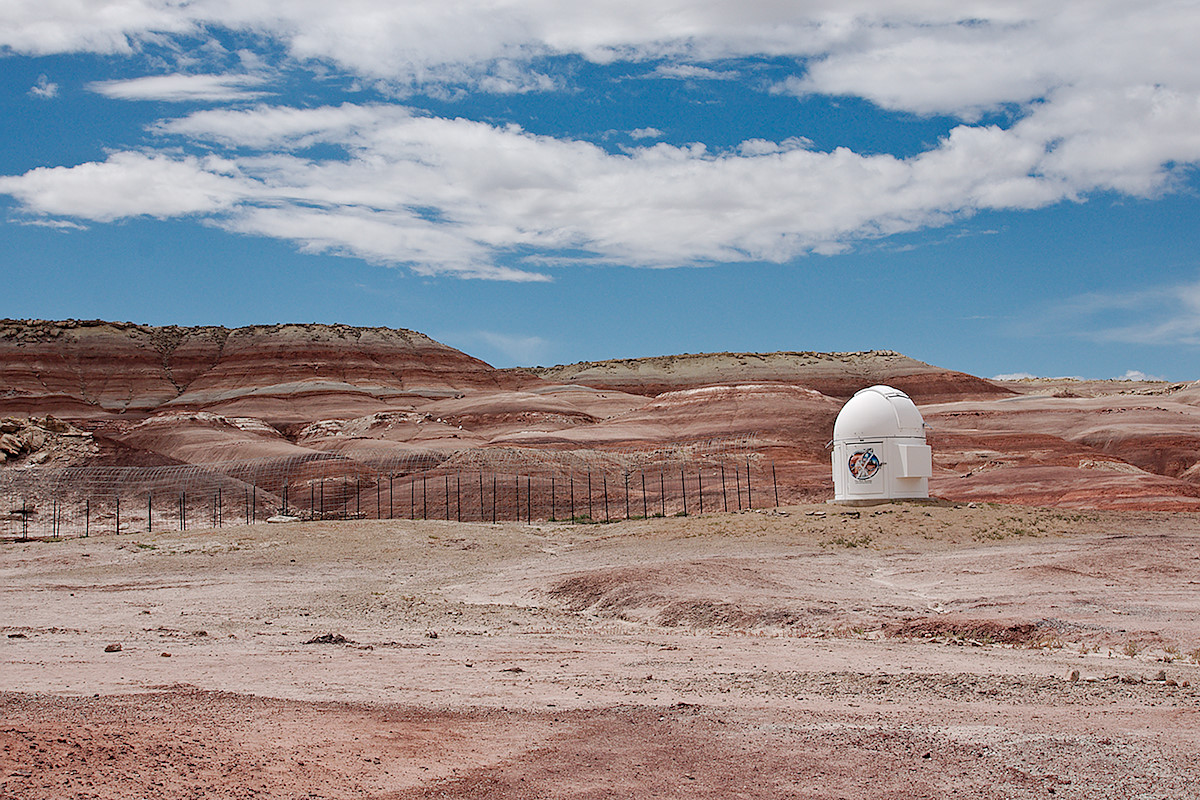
xmin=830 ymin=385 xmax=931 ymax=503
xmin=833 ymin=385 xmax=926 ymax=440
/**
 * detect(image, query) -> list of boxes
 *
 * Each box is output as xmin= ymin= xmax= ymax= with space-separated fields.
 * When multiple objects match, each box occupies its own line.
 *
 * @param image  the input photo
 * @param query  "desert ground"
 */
xmin=3 ymin=502 xmax=1199 ymax=799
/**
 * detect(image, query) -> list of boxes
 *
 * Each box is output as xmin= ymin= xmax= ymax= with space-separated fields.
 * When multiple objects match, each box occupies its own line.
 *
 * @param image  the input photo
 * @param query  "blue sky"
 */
xmin=1 ymin=2 xmax=1198 ymax=381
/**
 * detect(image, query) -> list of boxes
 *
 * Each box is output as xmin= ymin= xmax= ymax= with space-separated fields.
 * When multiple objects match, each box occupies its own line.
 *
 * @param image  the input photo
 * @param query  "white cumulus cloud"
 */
xmin=0 ymin=152 xmax=246 ymax=222
xmin=1 ymin=2 xmax=1199 ymax=280
xmin=2 ymin=98 xmax=1197 ymax=279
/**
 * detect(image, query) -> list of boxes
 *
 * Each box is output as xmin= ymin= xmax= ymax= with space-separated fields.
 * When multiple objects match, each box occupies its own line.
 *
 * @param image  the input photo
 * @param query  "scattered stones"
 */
xmin=104 ymin=643 xmax=122 ymax=653
xmin=0 ymin=432 xmax=21 ymax=456
xmin=0 ymin=416 xmax=97 ymax=465
xmin=1066 ymin=669 xmax=1080 ymax=682
xmin=304 ymin=633 xmax=352 ymax=645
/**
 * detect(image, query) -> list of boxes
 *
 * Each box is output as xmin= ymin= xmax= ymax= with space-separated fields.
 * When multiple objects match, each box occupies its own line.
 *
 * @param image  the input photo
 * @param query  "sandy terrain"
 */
xmin=3 ymin=504 xmax=1199 ymax=798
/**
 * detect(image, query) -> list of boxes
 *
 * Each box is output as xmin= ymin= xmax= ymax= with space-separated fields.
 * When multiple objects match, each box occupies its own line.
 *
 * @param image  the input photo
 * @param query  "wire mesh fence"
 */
xmin=1 ymin=435 xmax=781 ymax=540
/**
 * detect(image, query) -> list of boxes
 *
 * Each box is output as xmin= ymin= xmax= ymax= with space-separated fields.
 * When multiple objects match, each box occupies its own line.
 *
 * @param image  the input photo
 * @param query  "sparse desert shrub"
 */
xmin=822 ymin=533 xmax=873 ymax=548
xmin=1123 ymin=641 xmax=1142 ymax=657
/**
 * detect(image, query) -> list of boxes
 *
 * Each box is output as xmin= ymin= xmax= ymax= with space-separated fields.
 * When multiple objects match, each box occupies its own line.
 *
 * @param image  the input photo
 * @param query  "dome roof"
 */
xmin=833 ymin=385 xmax=926 ymax=440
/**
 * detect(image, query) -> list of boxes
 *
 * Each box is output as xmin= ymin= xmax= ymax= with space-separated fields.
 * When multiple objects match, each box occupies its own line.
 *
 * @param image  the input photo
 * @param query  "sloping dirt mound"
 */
xmin=111 ymin=412 xmax=315 ymax=464
xmin=545 ymin=562 xmax=818 ymax=630
xmin=546 ymin=570 xmax=668 ymax=615
xmin=926 ymin=395 xmax=1200 ymax=484
xmin=416 ymin=391 xmax=621 ymax=441
xmin=885 ymin=617 xmax=1047 ymax=645
xmin=655 ymin=600 xmax=807 ymax=628
xmin=933 ymin=465 xmax=1200 ymax=510
xmin=497 ymin=384 xmax=841 ymax=453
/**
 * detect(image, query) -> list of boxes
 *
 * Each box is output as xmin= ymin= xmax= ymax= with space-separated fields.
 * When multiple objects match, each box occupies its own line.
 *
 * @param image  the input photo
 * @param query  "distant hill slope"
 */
xmin=0 ymin=319 xmax=530 ymax=424
xmin=514 ymin=350 xmax=1012 ymax=403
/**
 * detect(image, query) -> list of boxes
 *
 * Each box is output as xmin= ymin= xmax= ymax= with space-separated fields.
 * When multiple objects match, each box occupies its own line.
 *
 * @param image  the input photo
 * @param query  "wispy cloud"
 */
xmin=28 ymin=74 xmax=57 ymax=99
xmin=1117 ymin=369 xmax=1166 ymax=381
xmin=89 ymin=74 xmax=269 ymax=102
xmin=1020 ymin=278 xmax=1200 ymax=347
xmin=450 ymin=331 xmax=553 ymax=366
xmin=8 ymin=216 xmax=86 ymax=231
xmin=629 ymin=127 xmax=663 ymax=140
xmin=652 ymin=64 xmax=739 ymax=81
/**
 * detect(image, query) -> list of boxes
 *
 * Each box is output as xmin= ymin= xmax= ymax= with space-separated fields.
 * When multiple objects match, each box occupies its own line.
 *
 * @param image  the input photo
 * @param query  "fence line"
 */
xmin=2 ymin=436 xmax=779 ymax=539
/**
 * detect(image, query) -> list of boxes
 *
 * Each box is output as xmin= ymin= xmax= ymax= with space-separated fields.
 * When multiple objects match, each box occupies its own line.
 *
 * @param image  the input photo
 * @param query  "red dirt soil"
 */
xmin=3 ymin=506 xmax=1200 ymax=798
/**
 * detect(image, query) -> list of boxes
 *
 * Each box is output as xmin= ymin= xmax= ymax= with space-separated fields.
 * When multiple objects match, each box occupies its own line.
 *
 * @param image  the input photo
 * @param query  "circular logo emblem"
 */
xmin=848 ymin=449 xmax=881 ymax=481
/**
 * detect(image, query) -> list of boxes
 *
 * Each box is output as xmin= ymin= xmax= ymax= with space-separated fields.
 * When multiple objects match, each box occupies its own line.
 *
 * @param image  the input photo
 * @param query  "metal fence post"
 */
xmin=746 ymin=457 xmax=752 ymax=509
xmin=659 ymin=470 xmax=665 ymax=517
xmin=680 ymin=469 xmax=687 ymax=516
xmin=641 ymin=470 xmax=647 ymax=519
xmin=603 ymin=473 xmax=609 ymax=523
xmin=624 ymin=472 xmax=630 ymax=519
xmin=721 ymin=465 xmax=728 ymax=512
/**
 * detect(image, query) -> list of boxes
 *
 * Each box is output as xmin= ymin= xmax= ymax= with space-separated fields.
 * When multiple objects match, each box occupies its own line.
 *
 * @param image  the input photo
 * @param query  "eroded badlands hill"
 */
xmin=2 ymin=319 xmax=1199 ymax=509
xmin=517 ymin=350 xmax=1011 ymax=402
xmin=0 ymin=319 xmax=528 ymax=422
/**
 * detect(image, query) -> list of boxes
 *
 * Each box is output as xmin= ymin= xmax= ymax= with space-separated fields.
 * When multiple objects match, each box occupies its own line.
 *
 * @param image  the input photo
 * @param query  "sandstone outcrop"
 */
xmin=0 ymin=415 xmax=98 ymax=467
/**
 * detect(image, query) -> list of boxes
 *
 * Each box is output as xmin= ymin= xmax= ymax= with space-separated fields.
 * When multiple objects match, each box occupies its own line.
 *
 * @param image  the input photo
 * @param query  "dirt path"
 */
xmin=3 ymin=503 xmax=1199 ymax=798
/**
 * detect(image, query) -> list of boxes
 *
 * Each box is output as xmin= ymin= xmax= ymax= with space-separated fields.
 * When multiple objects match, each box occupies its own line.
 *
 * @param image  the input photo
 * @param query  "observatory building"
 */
xmin=831 ymin=385 xmax=932 ymax=503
